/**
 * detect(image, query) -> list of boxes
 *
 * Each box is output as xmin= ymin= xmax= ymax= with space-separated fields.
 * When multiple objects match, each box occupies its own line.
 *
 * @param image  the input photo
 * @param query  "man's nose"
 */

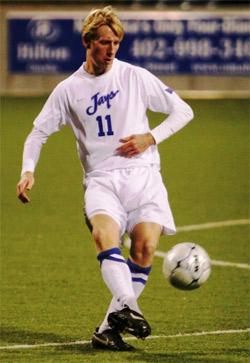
xmin=108 ymin=43 xmax=116 ymax=54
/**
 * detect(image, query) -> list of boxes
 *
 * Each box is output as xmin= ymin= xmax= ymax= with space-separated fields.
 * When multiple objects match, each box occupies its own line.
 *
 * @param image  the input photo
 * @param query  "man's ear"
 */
xmin=82 ymin=35 xmax=91 ymax=49
xmin=82 ymin=37 xmax=88 ymax=49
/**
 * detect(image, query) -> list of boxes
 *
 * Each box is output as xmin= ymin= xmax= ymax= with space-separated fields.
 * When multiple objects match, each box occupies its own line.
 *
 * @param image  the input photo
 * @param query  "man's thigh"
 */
xmin=84 ymin=172 xmax=127 ymax=235
xmin=125 ymin=167 xmax=176 ymax=235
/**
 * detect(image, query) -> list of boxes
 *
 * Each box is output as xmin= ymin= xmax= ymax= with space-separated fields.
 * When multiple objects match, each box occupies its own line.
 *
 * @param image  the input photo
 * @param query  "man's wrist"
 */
xmin=21 ymin=171 xmax=34 ymax=178
xmin=147 ymin=132 xmax=156 ymax=145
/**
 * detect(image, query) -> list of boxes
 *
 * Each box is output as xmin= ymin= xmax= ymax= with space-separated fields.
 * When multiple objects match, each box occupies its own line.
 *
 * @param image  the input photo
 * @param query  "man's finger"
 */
xmin=16 ymin=172 xmax=34 ymax=204
xmin=116 ymin=141 xmax=133 ymax=151
xmin=117 ymin=145 xmax=133 ymax=153
xmin=17 ymin=180 xmax=28 ymax=193
xmin=18 ymin=191 xmax=30 ymax=203
xmin=26 ymin=179 xmax=34 ymax=190
xmin=17 ymin=183 xmax=31 ymax=203
xmin=119 ymin=135 xmax=134 ymax=143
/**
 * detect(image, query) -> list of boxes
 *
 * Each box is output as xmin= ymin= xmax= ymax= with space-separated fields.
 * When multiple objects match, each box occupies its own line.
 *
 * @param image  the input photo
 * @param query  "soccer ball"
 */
xmin=162 ymin=242 xmax=211 ymax=290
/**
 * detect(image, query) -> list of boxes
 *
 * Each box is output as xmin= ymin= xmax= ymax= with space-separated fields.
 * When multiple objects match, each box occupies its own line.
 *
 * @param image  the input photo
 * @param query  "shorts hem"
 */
xmin=162 ymin=226 xmax=176 ymax=236
xmin=127 ymin=218 xmax=176 ymax=236
xmin=87 ymin=211 xmax=125 ymax=235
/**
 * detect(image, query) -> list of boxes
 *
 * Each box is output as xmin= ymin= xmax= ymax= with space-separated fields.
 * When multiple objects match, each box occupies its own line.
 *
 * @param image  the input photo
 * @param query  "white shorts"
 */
xmin=84 ymin=166 xmax=176 ymax=236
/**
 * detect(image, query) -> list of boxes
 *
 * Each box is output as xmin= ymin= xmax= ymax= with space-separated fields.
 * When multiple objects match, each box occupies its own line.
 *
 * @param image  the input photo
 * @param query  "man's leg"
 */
xmin=98 ymin=260 xmax=151 ymax=334
xmin=105 ymin=222 xmax=162 ymax=336
xmin=99 ymin=222 xmax=160 ymax=333
xmin=91 ymin=214 xmax=139 ymax=311
xmin=98 ymin=261 xmax=151 ymax=333
xmin=91 ymin=214 xmax=150 ymax=350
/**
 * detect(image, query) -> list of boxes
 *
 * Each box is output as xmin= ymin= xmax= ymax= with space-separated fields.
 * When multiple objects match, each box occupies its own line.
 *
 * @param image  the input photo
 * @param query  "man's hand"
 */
xmin=16 ymin=171 xmax=35 ymax=203
xmin=116 ymin=133 xmax=155 ymax=158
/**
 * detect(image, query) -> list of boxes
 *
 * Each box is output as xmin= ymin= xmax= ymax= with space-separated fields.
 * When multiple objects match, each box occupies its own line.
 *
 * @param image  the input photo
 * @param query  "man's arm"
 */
xmin=137 ymin=67 xmax=194 ymax=145
xmin=150 ymin=96 xmax=194 ymax=145
xmin=16 ymin=127 xmax=48 ymax=204
xmin=116 ymin=96 xmax=193 ymax=158
xmin=16 ymin=82 xmax=69 ymax=203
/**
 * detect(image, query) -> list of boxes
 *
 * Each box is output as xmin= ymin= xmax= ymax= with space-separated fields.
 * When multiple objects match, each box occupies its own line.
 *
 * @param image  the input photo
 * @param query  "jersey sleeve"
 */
xmin=138 ymin=68 xmax=194 ymax=144
xmin=33 ymin=82 xmax=69 ymax=133
xmin=21 ymin=82 xmax=70 ymax=175
xmin=21 ymin=127 xmax=49 ymax=175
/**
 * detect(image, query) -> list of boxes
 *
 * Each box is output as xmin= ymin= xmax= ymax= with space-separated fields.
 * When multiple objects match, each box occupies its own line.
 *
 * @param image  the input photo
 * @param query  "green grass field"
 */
xmin=1 ymin=97 xmax=249 ymax=362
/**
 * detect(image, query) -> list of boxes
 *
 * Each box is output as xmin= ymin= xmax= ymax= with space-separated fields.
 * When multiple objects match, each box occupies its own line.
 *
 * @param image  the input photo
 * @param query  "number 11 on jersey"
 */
xmin=96 ymin=115 xmax=114 ymax=137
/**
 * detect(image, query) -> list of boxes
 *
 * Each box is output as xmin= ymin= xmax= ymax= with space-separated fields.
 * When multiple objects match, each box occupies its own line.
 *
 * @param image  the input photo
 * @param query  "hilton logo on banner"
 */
xmin=8 ymin=17 xmax=83 ymax=73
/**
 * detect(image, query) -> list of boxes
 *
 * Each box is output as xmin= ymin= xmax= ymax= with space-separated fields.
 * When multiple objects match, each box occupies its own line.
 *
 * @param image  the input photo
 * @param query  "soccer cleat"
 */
xmin=108 ymin=306 xmax=151 ymax=339
xmin=91 ymin=327 xmax=135 ymax=351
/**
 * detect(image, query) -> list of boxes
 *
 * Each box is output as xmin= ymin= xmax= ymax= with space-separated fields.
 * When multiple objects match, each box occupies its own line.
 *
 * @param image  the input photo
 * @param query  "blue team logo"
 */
xmin=86 ymin=90 xmax=119 ymax=115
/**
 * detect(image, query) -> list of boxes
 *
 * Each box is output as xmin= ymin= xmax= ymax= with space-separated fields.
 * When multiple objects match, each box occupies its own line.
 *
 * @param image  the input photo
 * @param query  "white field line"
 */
xmin=123 ymin=219 xmax=250 ymax=270
xmin=126 ymin=327 xmax=250 ymax=341
xmin=209 ymin=259 xmax=250 ymax=269
xmin=154 ymin=250 xmax=250 ymax=269
xmin=0 ymin=328 xmax=249 ymax=351
xmin=176 ymin=219 xmax=250 ymax=232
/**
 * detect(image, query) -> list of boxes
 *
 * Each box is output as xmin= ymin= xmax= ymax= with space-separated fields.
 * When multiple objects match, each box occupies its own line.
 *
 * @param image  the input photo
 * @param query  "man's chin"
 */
xmin=96 ymin=60 xmax=114 ymax=75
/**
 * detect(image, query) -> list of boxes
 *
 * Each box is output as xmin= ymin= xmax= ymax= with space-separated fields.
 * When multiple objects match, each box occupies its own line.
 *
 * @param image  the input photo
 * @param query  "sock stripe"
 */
xmin=97 ymin=247 xmax=121 ymax=263
xmin=131 ymin=272 xmax=149 ymax=280
xmin=132 ymin=277 xmax=147 ymax=285
xmin=105 ymin=256 xmax=127 ymax=264
xmin=127 ymin=258 xmax=151 ymax=275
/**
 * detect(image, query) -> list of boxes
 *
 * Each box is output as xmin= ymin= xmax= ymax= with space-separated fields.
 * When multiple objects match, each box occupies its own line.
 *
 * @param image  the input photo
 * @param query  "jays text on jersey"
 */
xmin=21 ymin=59 xmax=193 ymax=175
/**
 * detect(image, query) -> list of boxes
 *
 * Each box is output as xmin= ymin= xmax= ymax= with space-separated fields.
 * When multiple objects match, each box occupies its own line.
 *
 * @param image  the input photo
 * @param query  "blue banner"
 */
xmin=7 ymin=12 xmax=250 ymax=75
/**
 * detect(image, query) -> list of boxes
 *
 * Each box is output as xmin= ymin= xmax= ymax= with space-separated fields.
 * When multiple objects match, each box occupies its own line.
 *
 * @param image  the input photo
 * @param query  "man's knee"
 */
xmin=130 ymin=222 xmax=162 ymax=266
xmin=130 ymin=239 xmax=156 ymax=266
xmin=89 ymin=214 xmax=120 ymax=252
xmin=92 ymin=225 xmax=110 ymax=245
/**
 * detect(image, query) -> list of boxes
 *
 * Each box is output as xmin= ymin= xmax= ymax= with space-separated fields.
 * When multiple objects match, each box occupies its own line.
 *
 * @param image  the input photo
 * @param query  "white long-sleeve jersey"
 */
xmin=21 ymin=59 xmax=193 ymax=176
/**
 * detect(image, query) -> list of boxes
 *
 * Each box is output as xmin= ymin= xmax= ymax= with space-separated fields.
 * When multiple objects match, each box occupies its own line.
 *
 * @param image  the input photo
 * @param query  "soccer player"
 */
xmin=16 ymin=6 xmax=193 ymax=351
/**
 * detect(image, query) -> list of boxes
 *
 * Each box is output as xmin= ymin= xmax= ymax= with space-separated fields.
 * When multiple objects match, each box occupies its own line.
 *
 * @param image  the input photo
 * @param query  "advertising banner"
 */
xmin=7 ymin=12 xmax=250 ymax=75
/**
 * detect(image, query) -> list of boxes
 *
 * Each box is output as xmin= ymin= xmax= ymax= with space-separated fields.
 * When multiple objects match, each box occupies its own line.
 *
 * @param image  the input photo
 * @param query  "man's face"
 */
xmin=87 ymin=25 xmax=121 ymax=72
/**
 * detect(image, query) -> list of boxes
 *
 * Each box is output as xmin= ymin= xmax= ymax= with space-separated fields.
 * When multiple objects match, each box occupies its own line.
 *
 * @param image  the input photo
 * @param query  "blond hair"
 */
xmin=82 ymin=6 xmax=124 ymax=46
